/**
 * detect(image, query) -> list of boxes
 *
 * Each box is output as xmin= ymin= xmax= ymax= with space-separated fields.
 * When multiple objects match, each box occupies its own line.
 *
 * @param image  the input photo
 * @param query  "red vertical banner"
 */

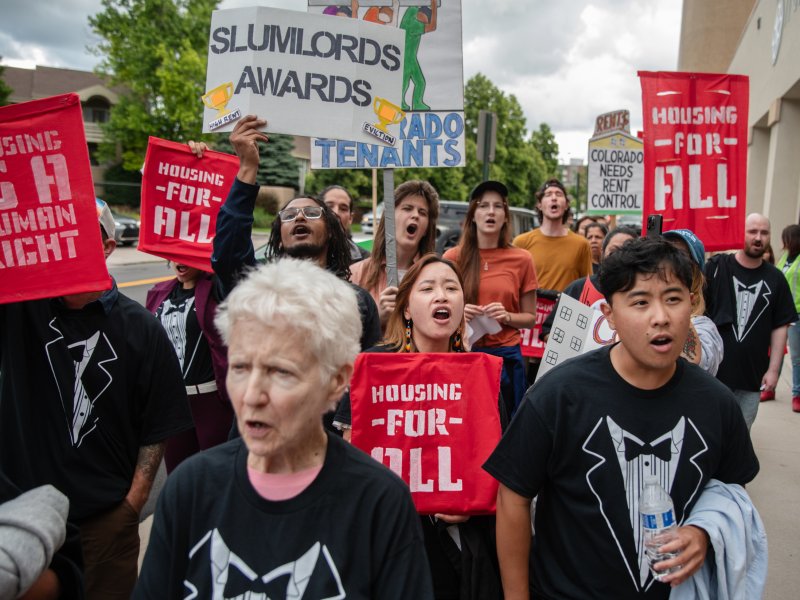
xmin=139 ymin=137 xmax=239 ymax=271
xmin=350 ymin=352 xmax=503 ymax=514
xmin=0 ymin=93 xmax=110 ymax=303
xmin=639 ymin=72 xmax=748 ymax=251
xmin=519 ymin=296 xmax=556 ymax=358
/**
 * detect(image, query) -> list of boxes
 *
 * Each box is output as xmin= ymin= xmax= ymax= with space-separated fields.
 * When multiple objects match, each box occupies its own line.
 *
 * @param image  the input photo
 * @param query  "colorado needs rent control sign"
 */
xmin=586 ymin=132 xmax=644 ymax=216
xmin=203 ymin=6 xmax=405 ymax=145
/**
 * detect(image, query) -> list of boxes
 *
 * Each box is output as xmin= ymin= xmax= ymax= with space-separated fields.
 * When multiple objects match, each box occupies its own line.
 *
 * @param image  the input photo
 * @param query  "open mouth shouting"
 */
xmin=406 ymin=222 xmax=419 ymax=237
xmin=649 ymin=333 xmax=674 ymax=353
xmin=291 ymin=223 xmax=312 ymax=239
xmin=432 ymin=306 xmax=451 ymax=323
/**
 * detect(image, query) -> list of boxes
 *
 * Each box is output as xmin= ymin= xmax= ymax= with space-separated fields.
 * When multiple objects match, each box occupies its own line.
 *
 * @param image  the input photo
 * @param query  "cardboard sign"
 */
xmin=519 ymin=296 xmax=556 ymax=358
xmin=203 ymin=6 xmax=405 ymax=145
xmin=0 ymin=93 xmax=111 ymax=303
xmin=535 ymin=294 xmax=617 ymax=381
xmin=587 ymin=131 xmax=644 ymax=215
xmin=139 ymin=137 xmax=239 ymax=272
xmin=350 ymin=352 xmax=502 ymax=514
xmin=593 ymin=109 xmax=631 ymax=136
xmin=309 ymin=0 xmax=466 ymax=168
xmin=639 ymin=71 xmax=748 ymax=251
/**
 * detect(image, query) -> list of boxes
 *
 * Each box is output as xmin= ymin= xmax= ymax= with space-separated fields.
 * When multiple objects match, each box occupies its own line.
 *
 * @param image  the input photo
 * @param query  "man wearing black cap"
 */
xmin=0 ymin=199 xmax=192 ymax=598
xmin=444 ymin=180 xmax=538 ymax=414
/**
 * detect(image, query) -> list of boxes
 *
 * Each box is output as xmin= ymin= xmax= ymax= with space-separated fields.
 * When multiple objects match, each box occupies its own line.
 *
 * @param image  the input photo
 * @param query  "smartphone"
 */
xmin=646 ymin=214 xmax=663 ymax=239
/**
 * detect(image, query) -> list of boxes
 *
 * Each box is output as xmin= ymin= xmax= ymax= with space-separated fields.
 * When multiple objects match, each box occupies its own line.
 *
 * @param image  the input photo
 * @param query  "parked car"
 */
xmin=360 ymin=200 xmax=538 ymax=254
xmin=110 ymin=209 xmax=140 ymax=246
xmin=434 ymin=200 xmax=539 ymax=255
xmin=360 ymin=203 xmax=384 ymax=235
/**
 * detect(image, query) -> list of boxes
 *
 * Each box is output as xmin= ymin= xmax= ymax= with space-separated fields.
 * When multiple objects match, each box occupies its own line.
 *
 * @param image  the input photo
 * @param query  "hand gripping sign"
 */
xmin=350 ymin=352 xmax=502 ymax=514
xmin=0 ymin=93 xmax=111 ymax=303
xmin=639 ymin=71 xmax=748 ymax=251
xmin=139 ymin=137 xmax=239 ymax=272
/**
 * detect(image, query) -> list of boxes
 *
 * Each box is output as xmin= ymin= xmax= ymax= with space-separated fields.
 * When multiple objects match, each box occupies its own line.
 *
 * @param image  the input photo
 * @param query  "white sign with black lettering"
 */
xmin=203 ymin=6 xmax=405 ymax=143
xmin=587 ymin=131 xmax=644 ymax=215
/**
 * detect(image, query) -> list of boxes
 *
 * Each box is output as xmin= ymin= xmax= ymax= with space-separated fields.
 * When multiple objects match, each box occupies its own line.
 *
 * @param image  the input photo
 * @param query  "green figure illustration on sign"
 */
xmin=400 ymin=0 xmax=437 ymax=111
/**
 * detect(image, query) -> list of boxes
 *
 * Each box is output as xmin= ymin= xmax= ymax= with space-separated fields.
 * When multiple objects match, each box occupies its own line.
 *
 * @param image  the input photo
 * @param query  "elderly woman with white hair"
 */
xmin=134 ymin=259 xmax=434 ymax=599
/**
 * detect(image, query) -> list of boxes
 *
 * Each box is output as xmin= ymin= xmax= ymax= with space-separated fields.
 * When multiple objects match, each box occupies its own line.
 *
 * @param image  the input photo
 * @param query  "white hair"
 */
xmin=215 ymin=258 xmax=361 ymax=379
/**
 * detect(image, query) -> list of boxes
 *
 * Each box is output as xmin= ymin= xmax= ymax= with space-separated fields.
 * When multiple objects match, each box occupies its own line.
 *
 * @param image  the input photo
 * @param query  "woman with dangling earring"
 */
xmin=334 ymin=253 xmax=506 ymax=599
xmin=443 ymin=181 xmax=537 ymax=417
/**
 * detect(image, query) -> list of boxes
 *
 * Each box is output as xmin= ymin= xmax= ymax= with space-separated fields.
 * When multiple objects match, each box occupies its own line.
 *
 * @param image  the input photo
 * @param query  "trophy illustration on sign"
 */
xmin=202 ymin=82 xmax=242 ymax=131
xmin=362 ymin=97 xmax=405 ymax=146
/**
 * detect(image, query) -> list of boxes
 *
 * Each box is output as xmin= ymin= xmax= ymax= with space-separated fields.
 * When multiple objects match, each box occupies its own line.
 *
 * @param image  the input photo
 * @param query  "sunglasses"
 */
xmin=278 ymin=206 xmax=324 ymax=222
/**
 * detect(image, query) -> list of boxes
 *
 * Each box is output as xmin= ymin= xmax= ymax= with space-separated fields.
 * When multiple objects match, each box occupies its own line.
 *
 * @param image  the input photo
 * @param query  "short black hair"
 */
xmin=601 ymin=225 xmax=639 ymax=254
xmin=585 ymin=221 xmax=609 ymax=237
xmin=598 ymin=237 xmax=693 ymax=303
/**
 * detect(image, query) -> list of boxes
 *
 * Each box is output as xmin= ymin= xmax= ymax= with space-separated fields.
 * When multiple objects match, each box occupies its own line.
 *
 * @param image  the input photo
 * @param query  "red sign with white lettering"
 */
xmin=0 ymin=93 xmax=110 ymax=303
xmin=639 ymin=71 xmax=748 ymax=251
xmin=519 ymin=296 xmax=556 ymax=358
xmin=350 ymin=352 xmax=502 ymax=514
xmin=139 ymin=137 xmax=239 ymax=271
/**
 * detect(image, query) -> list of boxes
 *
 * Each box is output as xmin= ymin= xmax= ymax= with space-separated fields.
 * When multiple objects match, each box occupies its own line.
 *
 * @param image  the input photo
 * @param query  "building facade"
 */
xmin=680 ymin=0 xmax=800 ymax=229
xmin=2 ymin=65 xmax=120 ymax=193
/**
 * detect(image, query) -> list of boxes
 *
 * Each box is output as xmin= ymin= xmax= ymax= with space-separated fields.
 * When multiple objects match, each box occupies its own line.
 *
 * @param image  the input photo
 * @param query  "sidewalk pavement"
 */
xmin=746 ymin=351 xmax=800 ymax=600
xmin=108 ymin=233 xmax=271 ymax=268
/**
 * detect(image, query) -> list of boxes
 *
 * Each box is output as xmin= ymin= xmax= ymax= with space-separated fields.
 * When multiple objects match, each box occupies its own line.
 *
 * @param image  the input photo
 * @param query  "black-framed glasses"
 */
xmin=279 ymin=206 xmax=324 ymax=222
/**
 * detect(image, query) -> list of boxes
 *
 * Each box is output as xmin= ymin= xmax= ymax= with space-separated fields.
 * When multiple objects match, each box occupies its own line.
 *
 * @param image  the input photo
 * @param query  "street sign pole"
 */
xmin=477 ymin=110 xmax=497 ymax=182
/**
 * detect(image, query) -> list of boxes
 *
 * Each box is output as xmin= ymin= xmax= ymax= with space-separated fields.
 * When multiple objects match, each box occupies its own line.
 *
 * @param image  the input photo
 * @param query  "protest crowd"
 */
xmin=4 ymin=108 xmax=796 ymax=599
xmin=1 ymin=5 xmax=795 ymax=599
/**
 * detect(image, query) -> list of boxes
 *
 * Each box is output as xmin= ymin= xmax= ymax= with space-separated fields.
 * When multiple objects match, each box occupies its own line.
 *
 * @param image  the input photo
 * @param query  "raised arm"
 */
xmin=211 ymin=116 xmax=269 ymax=296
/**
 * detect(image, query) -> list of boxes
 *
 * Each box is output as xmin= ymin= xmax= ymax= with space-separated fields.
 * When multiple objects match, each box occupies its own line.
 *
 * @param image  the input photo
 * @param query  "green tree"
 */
xmin=305 ymin=167 xmax=374 ymax=200
xmin=212 ymin=133 xmax=300 ymax=190
xmin=300 ymin=73 xmax=554 ymax=206
xmin=529 ymin=123 xmax=559 ymax=178
xmin=0 ymin=60 xmax=12 ymax=106
xmin=463 ymin=73 xmax=547 ymax=208
xmin=90 ymin=0 xmax=218 ymax=171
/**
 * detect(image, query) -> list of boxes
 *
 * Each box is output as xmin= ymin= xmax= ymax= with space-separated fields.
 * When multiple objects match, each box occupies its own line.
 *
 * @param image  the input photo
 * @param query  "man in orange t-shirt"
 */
xmin=513 ymin=179 xmax=592 ymax=382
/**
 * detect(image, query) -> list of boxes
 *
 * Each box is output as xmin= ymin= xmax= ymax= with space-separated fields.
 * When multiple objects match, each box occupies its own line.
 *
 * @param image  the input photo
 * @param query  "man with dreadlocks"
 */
xmin=191 ymin=115 xmax=381 ymax=354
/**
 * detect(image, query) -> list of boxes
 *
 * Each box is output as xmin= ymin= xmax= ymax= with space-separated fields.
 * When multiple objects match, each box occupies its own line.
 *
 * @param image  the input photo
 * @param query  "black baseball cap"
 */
xmin=470 ymin=180 xmax=509 ymax=202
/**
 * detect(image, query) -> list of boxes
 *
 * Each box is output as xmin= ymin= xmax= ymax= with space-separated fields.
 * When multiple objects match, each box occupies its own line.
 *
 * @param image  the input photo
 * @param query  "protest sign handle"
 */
xmin=383 ymin=168 xmax=398 ymax=288
xmin=371 ymin=168 xmax=378 ymax=242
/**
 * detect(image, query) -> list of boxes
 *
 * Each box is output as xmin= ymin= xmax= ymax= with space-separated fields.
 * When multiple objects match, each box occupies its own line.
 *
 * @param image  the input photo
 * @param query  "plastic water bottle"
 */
xmin=639 ymin=475 xmax=679 ymax=580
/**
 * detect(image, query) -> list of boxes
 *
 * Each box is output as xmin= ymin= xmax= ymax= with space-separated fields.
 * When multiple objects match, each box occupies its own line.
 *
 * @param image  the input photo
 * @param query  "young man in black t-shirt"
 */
xmin=484 ymin=238 xmax=758 ymax=599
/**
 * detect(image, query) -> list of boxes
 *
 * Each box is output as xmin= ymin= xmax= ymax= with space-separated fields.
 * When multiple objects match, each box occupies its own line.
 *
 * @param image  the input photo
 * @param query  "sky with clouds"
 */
xmin=0 ymin=0 xmax=682 ymax=163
